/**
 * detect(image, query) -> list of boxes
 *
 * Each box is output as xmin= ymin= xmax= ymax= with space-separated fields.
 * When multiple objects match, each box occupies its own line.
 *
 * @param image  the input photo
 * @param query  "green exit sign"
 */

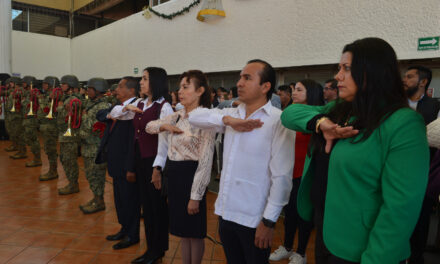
xmin=418 ymin=37 xmax=439 ymax=51
xmin=134 ymin=67 xmax=139 ymax=74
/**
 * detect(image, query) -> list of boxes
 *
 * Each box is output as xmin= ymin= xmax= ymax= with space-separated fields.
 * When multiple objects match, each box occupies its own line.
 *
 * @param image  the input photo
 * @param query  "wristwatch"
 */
xmin=154 ymin=166 xmax=162 ymax=172
xmin=262 ymin=217 xmax=276 ymax=228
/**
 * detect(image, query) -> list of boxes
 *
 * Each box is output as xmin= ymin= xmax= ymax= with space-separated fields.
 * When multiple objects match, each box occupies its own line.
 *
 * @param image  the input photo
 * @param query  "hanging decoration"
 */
xmin=143 ymin=0 xmax=201 ymax=20
xmin=197 ymin=0 xmax=226 ymax=22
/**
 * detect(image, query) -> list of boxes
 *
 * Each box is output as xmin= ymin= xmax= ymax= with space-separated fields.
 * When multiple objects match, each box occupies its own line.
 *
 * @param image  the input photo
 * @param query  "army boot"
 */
xmin=80 ymin=195 xmax=105 ymax=214
xmin=39 ymin=162 xmax=59 ymax=181
xmin=4 ymin=144 xmax=18 ymax=152
xmin=25 ymin=155 xmax=42 ymax=167
xmin=10 ymin=151 xmax=28 ymax=159
xmin=58 ymin=182 xmax=79 ymax=195
xmin=79 ymin=198 xmax=95 ymax=211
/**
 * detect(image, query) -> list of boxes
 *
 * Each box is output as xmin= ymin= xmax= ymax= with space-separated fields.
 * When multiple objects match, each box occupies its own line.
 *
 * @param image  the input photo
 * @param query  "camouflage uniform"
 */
xmin=21 ymin=76 xmax=42 ymax=167
xmin=3 ymin=80 xmax=17 ymax=152
xmin=7 ymin=77 xmax=27 ymax=159
xmin=38 ymin=77 xmax=60 ymax=181
xmin=57 ymin=75 xmax=82 ymax=195
xmin=105 ymin=84 xmax=118 ymax=106
xmin=79 ymin=78 xmax=110 ymax=214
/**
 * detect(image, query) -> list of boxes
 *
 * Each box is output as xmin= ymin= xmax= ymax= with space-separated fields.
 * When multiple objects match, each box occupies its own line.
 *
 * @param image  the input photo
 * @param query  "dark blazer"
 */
xmin=416 ymin=95 xmax=440 ymax=160
xmin=95 ymin=107 xmax=135 ymax=176
xmin=416 ymin=95 xmax=440 ymax=125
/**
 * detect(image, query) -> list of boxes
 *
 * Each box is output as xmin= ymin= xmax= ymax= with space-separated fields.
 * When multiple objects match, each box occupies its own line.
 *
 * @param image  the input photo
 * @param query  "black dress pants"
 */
xmin=135 ymin=149 xmax=169 ymax=255
xmin=0 ymin=120 xmax=8 ymax=140
xmin=409 ymin=195 xmax=435 ymax=264
xmin=218 ymin=217 xmax=270 ymax=264
xmin=284 ymin=177 xmax=313 ymax=254
xmin=112 ymin=172 xmax=140 ymax=241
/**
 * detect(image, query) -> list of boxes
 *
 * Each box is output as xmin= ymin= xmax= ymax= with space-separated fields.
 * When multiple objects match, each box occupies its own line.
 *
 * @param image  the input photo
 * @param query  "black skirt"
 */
xmin=165 ymin=159 xmax=207 ymax=238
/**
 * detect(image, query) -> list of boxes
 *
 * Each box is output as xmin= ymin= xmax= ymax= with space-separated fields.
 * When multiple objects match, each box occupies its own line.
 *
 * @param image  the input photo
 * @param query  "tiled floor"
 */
xmin=0 ymin=139 xmax=316 ymax=264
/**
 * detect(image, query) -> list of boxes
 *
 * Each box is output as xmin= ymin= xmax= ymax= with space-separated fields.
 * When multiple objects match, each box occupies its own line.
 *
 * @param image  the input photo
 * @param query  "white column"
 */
xmin=0 ymin=0 xmax=11 ymax=74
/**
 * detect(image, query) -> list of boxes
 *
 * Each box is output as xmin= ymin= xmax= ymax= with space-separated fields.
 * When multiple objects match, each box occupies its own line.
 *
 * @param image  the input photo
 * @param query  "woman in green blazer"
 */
xmin=281 ymin=38 xmax=429 ymax=264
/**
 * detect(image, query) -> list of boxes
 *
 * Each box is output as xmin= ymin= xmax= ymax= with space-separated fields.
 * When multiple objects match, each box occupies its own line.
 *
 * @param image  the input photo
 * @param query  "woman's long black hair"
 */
xmin=144 ymin=67 xmax=171 ymax=102
xmin=328 ymin=37 xmax=408 ymax=142
xmin=297 ymin=79 xmax=325 ymax=106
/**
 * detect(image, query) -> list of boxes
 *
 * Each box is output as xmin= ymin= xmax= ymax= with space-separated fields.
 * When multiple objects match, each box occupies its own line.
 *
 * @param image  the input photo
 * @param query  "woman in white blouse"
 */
xmin=146 ymin=70 xmax=216 ymax=264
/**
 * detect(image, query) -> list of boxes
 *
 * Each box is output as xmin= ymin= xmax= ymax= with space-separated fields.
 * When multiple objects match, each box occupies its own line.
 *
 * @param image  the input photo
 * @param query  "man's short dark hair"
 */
xmin=278 ymin=85 xmax=291 ymax=95
xmin=247 ymin=59 xmax=276 ymax=101
xmin=325 ymin=78 xmax=338 ymax=90
xmin=407 ymin=66 xmax=432 ymax=90
xmin=121 ymin=76 xmax=139 ymax=93
xmin=218 ymin=87 xmax=227 ymax=93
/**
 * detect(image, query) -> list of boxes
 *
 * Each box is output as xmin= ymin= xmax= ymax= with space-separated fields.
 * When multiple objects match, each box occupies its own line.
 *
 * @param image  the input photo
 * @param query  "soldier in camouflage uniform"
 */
xmin=7 ymin=77 xmax=27 ymax=159
xmin=79 ymin=78 xmax=110 ymax=214
xmin=21 ymin=76 xmax=42 ymax=167
xmin=105 ymin=84 xmax=119 ymax=106
xmin=3 ymin=78 xmax=17 ymax=152
xmin=38 ymin=76 xmax=61 ymax=181
xmin=57 ymin=75 xmax=82 ymax=195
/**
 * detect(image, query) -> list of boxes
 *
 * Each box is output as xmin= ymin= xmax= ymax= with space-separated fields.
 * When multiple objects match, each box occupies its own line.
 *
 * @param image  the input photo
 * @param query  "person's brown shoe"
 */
xmin=58 ymin=183 xmax=79 ymax=195
xmin=25 ymin=159 xmax=42 ymax=167
xmin=4 ymin=145 xmax=18 ymax=152
xmin=10 ymin=152 xmax=27 ymax=159
xmin=80 ymin=196 xmax=105 ymax=214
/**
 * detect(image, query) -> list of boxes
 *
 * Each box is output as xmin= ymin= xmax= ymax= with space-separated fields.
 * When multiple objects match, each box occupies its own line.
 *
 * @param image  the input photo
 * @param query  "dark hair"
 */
xmin=218 ymin=87 xmax=227 ymax=93
xmin=247 ymin=59 xmax=276 ymax=101
xmin=121 ymin=76 xmax=139 ymax=95
xmin=180 ymin=70 xmax=211 ymax=108
xmin=328 ymin=37 xmax=407 ymax=142
xmin=278 ymin=85 xmax=291 ymax=95
xmin=297 ymin=79 xmax=325 ymax=106
xmin=144 ymin=67 xmax=170 ymax=102
xmin=325 ymin=79 xmax=338 ymax=90
xmin=407 ymin=65 xmax=432 ymax=91
xmin=230 ymin=86 xmax=238 ymax=98
xmin=289 ymin=82 xmax=296 ymax=87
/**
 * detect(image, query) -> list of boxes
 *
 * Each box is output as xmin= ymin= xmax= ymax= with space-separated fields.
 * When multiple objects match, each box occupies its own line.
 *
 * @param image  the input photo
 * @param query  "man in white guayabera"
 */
xmin=188 ymin=59 xmax=295 ymax=264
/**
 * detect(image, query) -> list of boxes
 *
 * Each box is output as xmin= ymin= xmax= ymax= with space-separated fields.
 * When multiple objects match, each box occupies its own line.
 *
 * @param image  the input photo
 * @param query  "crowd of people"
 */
xmin=0 ymin=36 xmax=439 ymax=264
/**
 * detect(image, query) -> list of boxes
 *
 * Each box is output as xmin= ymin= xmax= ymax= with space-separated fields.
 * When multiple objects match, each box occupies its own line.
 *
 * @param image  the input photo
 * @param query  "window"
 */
xmin=11 ymin=2 xmax=115 ymax=38
xmin=149 ymin=0 xmax=171 ymax=7
xmin=12 ymin=8 xmax=28 ymax=32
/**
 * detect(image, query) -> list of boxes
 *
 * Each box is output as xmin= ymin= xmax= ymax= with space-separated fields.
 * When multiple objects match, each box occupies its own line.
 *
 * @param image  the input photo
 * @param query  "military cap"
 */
xmin=110 ymin=84 xmax=118 ymax=91
xmin=9 ymin=77 xmax=22 ymax=85
xmin=22 ymin=76 xmax=37 ymax=86
xmin=87 ymin=78 xmax=108 ymax=93
xmin=61 ymin=75 xmax=79 ymax=88
xmin=43 ymin=76 xmax=60 ymax=87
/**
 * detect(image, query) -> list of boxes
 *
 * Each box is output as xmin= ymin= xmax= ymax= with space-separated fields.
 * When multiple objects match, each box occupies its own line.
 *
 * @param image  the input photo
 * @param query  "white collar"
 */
xmin=237 ymin=100 xmax=272 ymax=119
xmin=143 ymin=96 xmax=165 ymax=104
xmin=122 ymin=97 xmax=136 ymax=106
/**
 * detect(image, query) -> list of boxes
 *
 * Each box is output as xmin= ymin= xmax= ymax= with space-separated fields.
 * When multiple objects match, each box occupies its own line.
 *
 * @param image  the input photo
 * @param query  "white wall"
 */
xmin=11 ymin=31 xmax=70 ymax=79
xmin=11 ymin=0 xmax=440 ymax=80
xmin=70 ymin=0 xmax=440 ymax=80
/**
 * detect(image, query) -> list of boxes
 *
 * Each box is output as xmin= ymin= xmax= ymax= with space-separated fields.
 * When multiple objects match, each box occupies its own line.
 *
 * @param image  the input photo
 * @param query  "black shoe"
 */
xmin=143 ymin=252 xmax=165 ymax=264
xmin=112 ymin=237 xmax=139 ymax=250
xmin=106 ymin=231 xmax=125 ymax=241
xmin=131 ymin=251 xmax=149 ymax=263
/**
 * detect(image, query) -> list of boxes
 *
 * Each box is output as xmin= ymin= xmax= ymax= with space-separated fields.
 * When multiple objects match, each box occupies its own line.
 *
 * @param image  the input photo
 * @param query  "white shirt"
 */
xmin=108 ymin=97 xmax=140 ymax=120
xmin=109 ymin=96 xmax=174 ymax=168
xmin=188 ymin=101 xmax=295 ymax=228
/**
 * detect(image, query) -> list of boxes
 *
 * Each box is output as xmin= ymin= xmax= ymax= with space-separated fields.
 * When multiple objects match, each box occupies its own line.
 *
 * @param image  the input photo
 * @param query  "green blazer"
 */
xmin=281 ymin=103 xmax=429 ymax=264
